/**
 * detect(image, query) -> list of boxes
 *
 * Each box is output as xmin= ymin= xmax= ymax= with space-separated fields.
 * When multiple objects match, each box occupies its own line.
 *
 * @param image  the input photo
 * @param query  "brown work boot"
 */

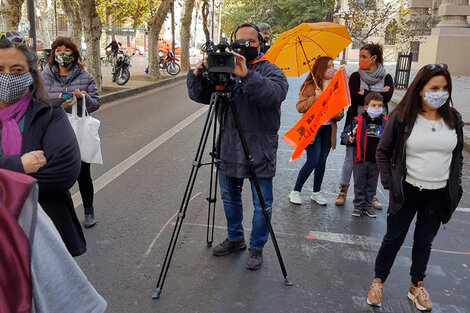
xmin=372 ymin=195 xmax=383 ymax=210
xmin=335 ymin=184 xmax=349 ymax=206
xmin=366 ymin=278 xmax=384 ymax=307
xmin=408 ymin=281 xmax=433 ymax=311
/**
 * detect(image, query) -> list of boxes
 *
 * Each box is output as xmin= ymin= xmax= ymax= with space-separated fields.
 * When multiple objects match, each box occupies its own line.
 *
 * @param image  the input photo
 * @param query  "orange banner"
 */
xmin=283 ymin=66 xmax=351 ymax=162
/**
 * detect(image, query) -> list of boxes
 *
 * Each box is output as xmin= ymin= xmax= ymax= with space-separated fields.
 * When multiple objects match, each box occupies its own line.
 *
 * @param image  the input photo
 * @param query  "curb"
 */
xmin=100 ymin=75 xmax=187 ymax=104
xmin=390 ymin=94 xmax=470 ymax=153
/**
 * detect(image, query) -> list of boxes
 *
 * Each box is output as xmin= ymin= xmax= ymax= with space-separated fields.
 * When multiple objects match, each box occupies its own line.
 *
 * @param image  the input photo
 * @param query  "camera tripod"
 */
xmin=152 ymin=85 xmax=292 ymax=299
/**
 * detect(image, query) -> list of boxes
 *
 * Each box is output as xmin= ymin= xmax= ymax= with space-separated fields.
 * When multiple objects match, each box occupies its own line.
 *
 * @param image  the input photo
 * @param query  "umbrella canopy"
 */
xmin=264 ymin=22 xmax=352 ymax=77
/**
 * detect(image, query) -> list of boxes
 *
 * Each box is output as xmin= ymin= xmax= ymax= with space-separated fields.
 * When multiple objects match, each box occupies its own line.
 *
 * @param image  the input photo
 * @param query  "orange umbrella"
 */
xmin=264 ymin=22 xmax=352 ymax=77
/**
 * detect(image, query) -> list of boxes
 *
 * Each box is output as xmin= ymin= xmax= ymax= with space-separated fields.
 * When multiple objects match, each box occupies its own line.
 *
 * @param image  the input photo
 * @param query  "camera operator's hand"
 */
xmin=193 ymin=57 xmax=208 ymax=77
xmin=232 ymin=52 xmax=248 ymax=78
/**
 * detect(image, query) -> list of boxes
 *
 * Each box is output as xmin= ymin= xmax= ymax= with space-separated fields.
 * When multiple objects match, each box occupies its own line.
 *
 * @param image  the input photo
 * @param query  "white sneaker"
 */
xmin=310 ymin=192 xmax=327 ymax=205
xmin=289 ymin=190 xmax=302 ymax=204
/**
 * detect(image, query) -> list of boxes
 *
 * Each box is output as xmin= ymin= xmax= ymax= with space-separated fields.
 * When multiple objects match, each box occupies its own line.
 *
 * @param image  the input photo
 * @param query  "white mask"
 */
xmin=367 ymin=107 xmax=383 ymax=118
xmin=424 ymin=91 xmax=449 ymax=109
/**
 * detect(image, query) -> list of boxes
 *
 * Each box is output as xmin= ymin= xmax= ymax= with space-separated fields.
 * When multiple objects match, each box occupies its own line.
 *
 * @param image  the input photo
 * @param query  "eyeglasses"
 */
xmin=0 ymin=31 xmax=25 ymax=46
xmin=424 ymin=63 xmax=448 ymax=70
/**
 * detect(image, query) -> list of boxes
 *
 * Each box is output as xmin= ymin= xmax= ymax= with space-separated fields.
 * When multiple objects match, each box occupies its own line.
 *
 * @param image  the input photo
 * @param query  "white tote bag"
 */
xmin=67 ymin=96 xmax=103 ymax=164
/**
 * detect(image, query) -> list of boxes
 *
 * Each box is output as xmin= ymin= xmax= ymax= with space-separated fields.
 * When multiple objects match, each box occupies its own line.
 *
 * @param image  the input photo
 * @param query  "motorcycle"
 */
xmin=113 ymin=50 xmax=135 ymax=85
xmin=158 ymin=50 xmax=181 ymax=76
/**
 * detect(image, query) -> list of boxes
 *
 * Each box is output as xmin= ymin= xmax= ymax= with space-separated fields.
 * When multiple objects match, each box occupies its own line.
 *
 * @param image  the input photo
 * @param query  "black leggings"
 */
xmin=374 ymin=182 xmax=445 ymax=284
xmin=78 ymin=161 xmax=94 ymax=213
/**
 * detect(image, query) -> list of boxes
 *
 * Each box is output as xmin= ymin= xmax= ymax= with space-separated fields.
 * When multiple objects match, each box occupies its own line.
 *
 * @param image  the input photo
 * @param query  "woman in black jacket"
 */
xmin=335 ymin=43 xmax=394 ymax=209
xmin=0 ymin=32 xmax=84 ymax=256
xmin=366 ymin=64 xmax=463 ymax=311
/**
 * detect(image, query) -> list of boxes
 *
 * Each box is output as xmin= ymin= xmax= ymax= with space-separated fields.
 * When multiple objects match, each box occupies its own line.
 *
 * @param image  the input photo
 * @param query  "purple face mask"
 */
xmin=324 ymin=67 xmax=335 ymax=80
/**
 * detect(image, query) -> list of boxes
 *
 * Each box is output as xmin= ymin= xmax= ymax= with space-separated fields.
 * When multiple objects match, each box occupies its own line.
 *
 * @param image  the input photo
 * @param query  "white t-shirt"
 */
xmin=405 ymin=114 xmax=457 ymax=189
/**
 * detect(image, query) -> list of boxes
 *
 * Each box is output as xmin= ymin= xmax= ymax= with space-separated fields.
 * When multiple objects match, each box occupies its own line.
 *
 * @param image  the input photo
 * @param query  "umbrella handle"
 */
xmin=298 ymin=36 xmax=314 ymax=75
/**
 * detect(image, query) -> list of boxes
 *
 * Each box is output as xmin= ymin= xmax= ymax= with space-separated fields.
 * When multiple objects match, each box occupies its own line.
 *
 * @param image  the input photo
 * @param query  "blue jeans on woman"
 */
xmin=339 ymin=145 xmax=354 ymax=186
xmin=294 ymin=125 xmax=332 ymax=192
xmin=218 ymin=171 xmax=273 ymax=251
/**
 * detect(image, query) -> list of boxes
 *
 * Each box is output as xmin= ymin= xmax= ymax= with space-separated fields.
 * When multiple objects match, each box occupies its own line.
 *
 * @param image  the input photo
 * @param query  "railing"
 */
xmin=394 ymin=52 xmax=413 ymax=90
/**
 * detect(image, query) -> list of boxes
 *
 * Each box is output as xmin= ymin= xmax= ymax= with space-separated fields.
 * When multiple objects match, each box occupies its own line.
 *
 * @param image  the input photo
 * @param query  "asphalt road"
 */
xmin=75 ymin=77 xmax=470 ymax=313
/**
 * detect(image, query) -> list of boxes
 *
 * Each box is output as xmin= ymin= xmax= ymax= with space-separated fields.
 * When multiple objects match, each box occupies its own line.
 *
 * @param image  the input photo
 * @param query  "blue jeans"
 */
xmin=218 ymin=171 xmax=273 ymax=251
xmin=339 ymin=145 xmax=354 ymax=186
xmin=294 ymin=125 xmax=332 ymax=192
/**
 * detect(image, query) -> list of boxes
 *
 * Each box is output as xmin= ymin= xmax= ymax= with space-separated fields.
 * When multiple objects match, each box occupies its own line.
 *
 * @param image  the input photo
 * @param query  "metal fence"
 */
xmin=394 ymin=52 xmax=413 ymax=90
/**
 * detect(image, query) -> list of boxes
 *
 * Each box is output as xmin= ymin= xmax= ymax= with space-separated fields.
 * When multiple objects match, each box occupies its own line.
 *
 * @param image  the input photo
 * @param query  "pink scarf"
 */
xmin=0 ymin=91 xmax=32 ymax=156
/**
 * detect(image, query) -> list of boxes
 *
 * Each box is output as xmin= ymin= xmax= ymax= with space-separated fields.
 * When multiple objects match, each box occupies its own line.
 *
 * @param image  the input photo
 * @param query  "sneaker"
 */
xmin=366 ymin=278 xmax=384 ymax=307
xmin=212 ymin=238 xmax=246 ymax=256
xmin=246 ymin=248 xmax=263 ymax=270
xmin=352 ymin=207 xmax=362 ymax=217
xmin=408 ymin=281 xmax=433 ymax=311
xmin=372 ymin=195 xmax=383 ymax=210
xmin=310 ymin=192 xmax=327 ymax=205
xmin=289 ymin=190 xmax=302 ymax=204
xmin=362 ymin=207 xmax=377 ymax=218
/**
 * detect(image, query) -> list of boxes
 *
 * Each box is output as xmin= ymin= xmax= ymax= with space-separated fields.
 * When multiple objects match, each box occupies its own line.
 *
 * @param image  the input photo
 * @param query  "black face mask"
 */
xmin=239 ymin=45 xmax=259 ymax=63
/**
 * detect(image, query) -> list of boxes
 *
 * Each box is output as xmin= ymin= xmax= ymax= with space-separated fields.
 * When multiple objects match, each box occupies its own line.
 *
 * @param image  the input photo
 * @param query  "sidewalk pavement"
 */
xmin=99 ymin=54 xmax=189 ymax=104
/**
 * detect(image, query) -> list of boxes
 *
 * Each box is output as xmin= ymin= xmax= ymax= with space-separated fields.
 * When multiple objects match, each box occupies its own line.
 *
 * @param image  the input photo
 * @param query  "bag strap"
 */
xmin=71 ymin=98 xmax=78 ymax=117
xmin=81 ymin=94 xmax=89 ymax=117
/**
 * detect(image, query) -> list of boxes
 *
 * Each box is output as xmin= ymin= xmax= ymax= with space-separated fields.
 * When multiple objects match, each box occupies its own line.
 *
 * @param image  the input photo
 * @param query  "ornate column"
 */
xmin=408 ymin=0 xmax=433 ymax=36
xmin=417 ymin=0 xmax=470 ymax=74
xmin=434 ymin=0 xmax=470 ymax=29
xmin=430 ymin=0 xmax=442 ymax=28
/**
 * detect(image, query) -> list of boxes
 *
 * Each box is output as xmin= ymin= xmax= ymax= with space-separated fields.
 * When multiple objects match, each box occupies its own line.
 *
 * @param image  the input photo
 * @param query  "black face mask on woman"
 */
xmin=239 ymin=45 xmax=259 ymax=63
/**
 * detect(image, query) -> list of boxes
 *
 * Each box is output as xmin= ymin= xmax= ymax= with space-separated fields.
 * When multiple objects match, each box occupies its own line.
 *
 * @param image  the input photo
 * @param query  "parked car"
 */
xmin=25 ymin=37 xmax=44 ymax=51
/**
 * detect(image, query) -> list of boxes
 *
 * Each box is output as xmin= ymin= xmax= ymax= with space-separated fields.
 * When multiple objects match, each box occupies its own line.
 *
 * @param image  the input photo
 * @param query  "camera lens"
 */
xmin=214 ymin=56 xmax=228 ymax=67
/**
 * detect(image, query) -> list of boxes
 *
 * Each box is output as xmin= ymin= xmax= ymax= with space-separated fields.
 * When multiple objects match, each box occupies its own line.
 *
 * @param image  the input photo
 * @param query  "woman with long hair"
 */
xmin=0 ymin=32 xmax=84 ymax=256
xmin=289 ymin=56 xmax=344 ymax=205
xmin=41 ymin=37 xmax=101 ymax=228
xmin=335 ymin=43 xmax=394 ymax=209
xmin=366 ymin=64 xmax=463 ymax=311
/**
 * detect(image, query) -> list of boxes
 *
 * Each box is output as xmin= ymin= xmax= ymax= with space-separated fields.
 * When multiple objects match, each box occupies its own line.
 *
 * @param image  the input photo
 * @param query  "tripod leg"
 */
xmin=152 ymin=94 xmax=220 ymax=299
xmin=224 ymin=95 xmax=293 ymax=286
xmin=206 ymin=102 xmax=220 ymax=247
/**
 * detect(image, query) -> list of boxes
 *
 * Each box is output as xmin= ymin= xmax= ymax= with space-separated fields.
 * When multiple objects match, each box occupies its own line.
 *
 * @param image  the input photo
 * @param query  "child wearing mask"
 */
xmin=341 ymin=92 xmax=387 ymax=218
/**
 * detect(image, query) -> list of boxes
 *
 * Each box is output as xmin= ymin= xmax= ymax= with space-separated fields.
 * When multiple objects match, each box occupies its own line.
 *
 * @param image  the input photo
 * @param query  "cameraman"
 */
xmin=187 ymin=23 xmax=288 ymax=270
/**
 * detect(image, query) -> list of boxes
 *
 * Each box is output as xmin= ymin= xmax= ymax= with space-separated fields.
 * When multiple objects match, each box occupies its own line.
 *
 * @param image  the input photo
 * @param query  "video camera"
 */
xmin=201 ymin=39 xmax=250 ymax=87
xmin=203 ymin=39 xmax=250 ymax=73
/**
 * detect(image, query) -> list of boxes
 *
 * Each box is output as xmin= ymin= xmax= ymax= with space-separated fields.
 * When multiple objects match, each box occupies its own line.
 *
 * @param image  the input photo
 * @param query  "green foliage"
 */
xmin=96 ymin=0 xmax=160 ymax=28
xmin=221 ymin=0 xmax=335 ymax=39
xmin=340 ymin=0 xmax=408 ymax=45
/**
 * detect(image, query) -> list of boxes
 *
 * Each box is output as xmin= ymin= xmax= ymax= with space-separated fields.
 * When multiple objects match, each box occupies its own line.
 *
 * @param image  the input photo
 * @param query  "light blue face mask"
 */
xmin=424 ymin=91 xmax=449 ymax=109
xmin=367 ymin=107 xmax=383 ymax=118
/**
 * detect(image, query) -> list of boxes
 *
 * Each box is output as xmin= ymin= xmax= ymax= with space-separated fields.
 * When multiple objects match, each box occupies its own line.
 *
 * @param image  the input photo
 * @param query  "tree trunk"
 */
xmin=3 ymin=0 xmax=26 ymax=29
xmin=180 ymin=0 xmax=194 ymax=71
xmin=78 ymin=0 xmax=102 ymax=91
xmin=37 ymin=0 xmax=53 ymax=49
xmin=62 ymin=0 xmax=82 ymax=48
xmin=147 ymin=0 xmax=174 ymax=79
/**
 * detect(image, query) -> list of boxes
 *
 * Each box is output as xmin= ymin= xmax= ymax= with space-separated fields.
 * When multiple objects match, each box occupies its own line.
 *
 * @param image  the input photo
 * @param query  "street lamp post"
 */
xmin=27 ymin=0 xmax=37 ymax=52
xmin=54 ymin=0 xmax=58 ymax=37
